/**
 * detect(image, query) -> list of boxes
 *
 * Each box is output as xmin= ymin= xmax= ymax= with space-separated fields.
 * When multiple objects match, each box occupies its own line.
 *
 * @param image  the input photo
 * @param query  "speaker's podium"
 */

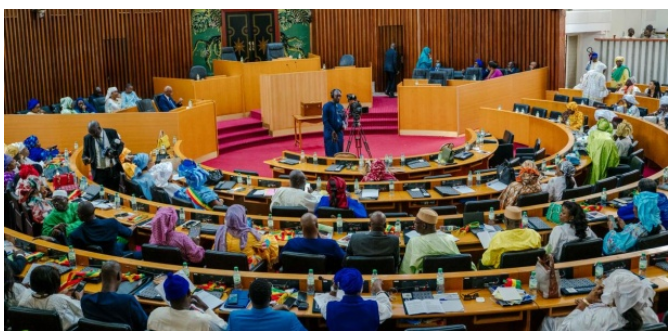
xmin=294 ymin=102 xmax=323 ymax=149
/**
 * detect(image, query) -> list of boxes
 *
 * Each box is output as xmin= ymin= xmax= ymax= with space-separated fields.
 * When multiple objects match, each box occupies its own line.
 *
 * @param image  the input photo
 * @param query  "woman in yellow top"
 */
xmin=610 ymin=56 xmax=630 ymax=88
xmin=119 ymin=148 xmax=136 ymax=179
xmin=561 ymin=101 xmax=584 ymax=131
xmin=213 ymin=204 xmax=279 ymax=271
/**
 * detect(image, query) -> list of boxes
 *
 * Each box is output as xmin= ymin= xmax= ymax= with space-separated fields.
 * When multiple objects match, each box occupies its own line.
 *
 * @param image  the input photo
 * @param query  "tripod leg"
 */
xmin=345 ymin=127 xmax=354 ymax=153
xmin=358 ymin=127 xmax=373 ymax=158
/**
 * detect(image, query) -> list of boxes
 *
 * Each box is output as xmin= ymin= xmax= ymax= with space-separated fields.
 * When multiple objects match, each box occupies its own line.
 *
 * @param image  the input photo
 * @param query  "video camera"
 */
xmin=346 ymin=94 xmax=368 ymax=126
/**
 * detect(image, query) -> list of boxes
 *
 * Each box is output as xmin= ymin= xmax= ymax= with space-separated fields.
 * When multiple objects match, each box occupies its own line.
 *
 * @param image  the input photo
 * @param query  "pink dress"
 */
xmin=486 ymin=69 xmax=503 ymax=80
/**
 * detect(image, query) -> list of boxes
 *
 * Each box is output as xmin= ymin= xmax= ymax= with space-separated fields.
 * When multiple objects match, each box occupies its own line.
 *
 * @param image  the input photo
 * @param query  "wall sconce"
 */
xmin=31 ymin=9 xmax=46 ymax=19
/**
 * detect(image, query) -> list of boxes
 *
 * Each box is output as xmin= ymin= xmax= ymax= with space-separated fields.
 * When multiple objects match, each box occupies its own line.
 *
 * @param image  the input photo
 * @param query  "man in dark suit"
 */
xmin=157 ymin=86 xmax=183 ymax=112
xmin=346 ymin=211 xmax=400 ymax=269
xmin=383 ymin=43 xmax=399 ymax=97
xmin=82 ymin=121 xmax=124 ymax=191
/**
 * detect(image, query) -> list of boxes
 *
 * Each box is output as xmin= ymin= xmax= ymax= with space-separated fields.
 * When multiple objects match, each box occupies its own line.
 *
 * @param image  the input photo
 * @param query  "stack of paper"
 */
xmin=454 ymin=186 xmax=476 ymax=194
xmin=403 ymin=293 xmax=465 ymax=315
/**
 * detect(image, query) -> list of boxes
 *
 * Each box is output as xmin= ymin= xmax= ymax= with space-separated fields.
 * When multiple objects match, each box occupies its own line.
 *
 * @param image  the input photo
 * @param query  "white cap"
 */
xmin=52 ymin=190 xmax=68 ymax=198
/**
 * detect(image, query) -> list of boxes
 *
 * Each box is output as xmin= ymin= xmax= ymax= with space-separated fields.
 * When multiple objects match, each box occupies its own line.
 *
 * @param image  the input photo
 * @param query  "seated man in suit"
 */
xmin=480 ymin=206 xmax=541 ymax=268
xmin=282 ymin=213 xmax=344 ymax=273
xmin=69 ymin=201 xmax=139 ymax=258
xmin=157 ymin=86 xmax=183 ymax=112
xmin=400 ymin=208 xmax=474 ymax=274
xmin=346 ymin=212 xmax=400 ymax=269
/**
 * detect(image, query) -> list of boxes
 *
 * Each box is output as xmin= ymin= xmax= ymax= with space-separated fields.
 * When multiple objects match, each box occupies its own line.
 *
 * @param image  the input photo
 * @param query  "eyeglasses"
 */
xmin=462 ymin=291 xmax=480 ymax=301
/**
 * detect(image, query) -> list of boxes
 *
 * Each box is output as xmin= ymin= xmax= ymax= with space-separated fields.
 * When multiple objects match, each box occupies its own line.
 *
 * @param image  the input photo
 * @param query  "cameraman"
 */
xmin=82 ymin=121 xmax=124 ymax=191
xmin=323 ymin=89 xmax=345 ymax=156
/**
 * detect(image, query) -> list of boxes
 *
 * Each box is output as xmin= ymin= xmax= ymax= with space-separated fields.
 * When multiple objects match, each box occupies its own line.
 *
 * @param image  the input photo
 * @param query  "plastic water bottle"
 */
xmin=196 ymin=73 xmax=200 ymax=81
xmin=179 ymin=208 xmax=186 ymax=224
xmin=488 ymin=207 xmax=495 ymax=225
xmin=415 ymin=80 xmax=419 ymax=86
xmin=389 ymin=180 xmax=394 ymax=197
xmin=536 ymin=112 xmax=540 ymax=118
xmin=497 ymin=105 xmax=502 ymax=110
xmin=639 ymin=253 xmax=647 ymax=276
xmin=236 ymin=173 xmax=243 ymax=185
xmin=99 ymin=185 xmax=105 ymax=200
xmin=322 ymin=63 xmax=326 ymax=70
xmin=522 ymin=211 xmax=529 ymax=228
xmin=114 ymin=192 xmax=120 ymax=209
xmin=316 ymin=177 xmax=322 ymax=191
xmin=400 ymin=153 xmax=405 ymax=165
xmin=372 ymin=269 xmax=378 ymax=284
xmin=529 ymin=271 xmax=538 ymax=298
xmin=246 ymin=175 xmax=251 ymax=186
xmin=182 ymin=262 xmax=190 ymax=278
xmin=172 ymin=136 xmax=178 ymax=146
xmin=601 ymin=188 xmax=608 ymax=205
xmin=359 ymin=154 xmax=364 ymax=169
xmin=467 ymin=170 xmax=473 ymax=186
xmin=336 ymin=214 xmax=343 ymax=234
xmin=80 ymin=176 xmax=88 ymax=191
xmin=595 ymin=262 xmax=604 ymax=283
xmin=233 ymin=267 xmax=242 ymax=290
xmin=267 ymin=213 xmax=274 ymax=229
xmin=300 ymin=150 xmax=306 ymax=163
xmin=354 ymin=179 xmax=360 ymax=193
xmin=307 ymin=269 xmax=315 ymax=295
xmin=74 ymin=142 xmax=79 ymax=150
xmin=63 ymin=148 xmax=70 ymax=164
xmin=188 ymin=100 xmax=193 ymax=109
xmin=395 ymin=219 xmax=402 ymax=233
xmin=313 ymin=152 xmax=318 ymax=165
xmin=68 ymin=245 xmax=77 ymax=267
xmin=476 ymin=171 xmax=482 ymax=185
xmin=436 ymin=268 xmax=445 ymax=294
xmin=131 ymin=194 xmax=137 ymax=211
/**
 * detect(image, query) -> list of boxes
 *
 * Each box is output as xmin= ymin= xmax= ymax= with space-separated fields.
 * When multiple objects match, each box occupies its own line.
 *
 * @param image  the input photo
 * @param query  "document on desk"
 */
xmin=453 ymin=185 xmax=476 ymax=194
xmin=194 ymin=290 xmax=224 ymax=310
xmin=434 ymin=293 xmax=465 ymax=312
xmin=477 ymin=231 xmax=493 ymax=249
xmin=486 ymin=180 xmax=507 ymax=192
xmin=403 ymin=299 xmax=447 ymax=315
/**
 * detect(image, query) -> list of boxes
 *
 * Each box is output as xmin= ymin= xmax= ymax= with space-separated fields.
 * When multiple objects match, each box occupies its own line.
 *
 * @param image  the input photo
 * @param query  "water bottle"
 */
xmin=476 ymin=171 xmax=482 ymax=185
xmin=436 ymin=268 xmax=445 ymax=294
xmin=247 ymin=217 xmax=253 ymax=228
xmin=172 ymin=136 xmax=178 ymax=146
xmin=131 ymin=194 xmax=137 ymax=211
xmin=237 ymin=173 xmax=243 ymax=185
xmin=79 ymin=176 xmax=88 ymax=191
xmin=316 ymin=177 xmax=322 ymax=191
xmin=74 ymin=142 xmax=79 ymax=150
xmin=536 ymin=112 xmax=540 ymax=118
xmin=67 ymin=245 xmax=77 ymax=267
xmin=372 ymin=269 xmax=378 ymax=284
xmin=246 ymin=175 xmax=251 ymax=186
xmin=639 ymin=253 xmax=647 ymax=276
xmin=267 ymin=213 xmax=274 ymax=229
xmin=595 ymin=262 xmax=604 ymax=283
xmin=188 ymin=100 xmax=193 ymax=109
xmin=389 ymin=180 xmax=394 ymax=197
xmin=395 ymin=219 xmax=402 ymax=233
xmin=488 ymin=207 xmax=495 ymax=225
xmin=467 ymin=170 xmax=473 ymax=186
xmin=322 ymin=63 xmax=326 ymax=70
xmin=522 ymin=211 xmax=529 ymax=228
xmin=384 ymin=154 xmax=389 ymax=166
xmin=313 ymin=152 xmax=318 ymax=165
xmin=529 ymin=271 xmax=538 ymax=298
xmin=307 ymin=269 xmax=315 ymax=295
xmin=300 ymin=150 xmax=306 ymax=163
xmin=354 ymin=178 xmax=360 ymax=193
xmin=497 ymin=105 xmax=502 ymax=110
xmin=99 ymin=185 xmax=105 ymax=200
xmin=196 ymin=73 xmax=200 ymax=81
xmin=233 ymin=267 xmax=242 ymax=290
xmin=663 ymin=167 xmax=668 ymax=184
xmin=415 ymin=80 xmax=419 ymax=86
xmin=601 ymin=188 xmax=608 ymax=205
xmin=182 ymin=262 xmax=190 ymax=278
xmin=336 ymin=214 xmax=343 ymax=234
xmin=114 ymin=192 xmax=120 ymax=209
xmin=400 ymin=153 xmax=405 ymax=165
xmin=63 ymin=148 xmax=70 ymax=164
xmin=179 ymin=207 xmax=186 ymax=224
xmin=359 ymin=154 xmax=364 ymax=169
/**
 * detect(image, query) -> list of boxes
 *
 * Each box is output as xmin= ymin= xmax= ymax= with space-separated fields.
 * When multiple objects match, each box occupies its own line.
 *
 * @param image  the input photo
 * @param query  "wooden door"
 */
xmin=224 ymin=11 xmax=275 ymax=62
xmin=377 ymin=25 xmax=403 ymax=92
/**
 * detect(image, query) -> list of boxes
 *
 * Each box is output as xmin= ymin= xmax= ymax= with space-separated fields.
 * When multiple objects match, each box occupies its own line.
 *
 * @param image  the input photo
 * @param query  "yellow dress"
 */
xmin=567 ymin=110 xmax=584 ymax=131
xmin=225 ymin=232 xmax=279 ymax=270
xmin=480 ymin=229 xmax=541 ymax=268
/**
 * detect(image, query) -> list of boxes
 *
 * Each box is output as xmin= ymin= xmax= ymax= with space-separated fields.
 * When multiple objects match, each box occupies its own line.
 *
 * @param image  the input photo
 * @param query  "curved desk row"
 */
xmin=556 ymin=88 xmax=661 ymax=114
xmin=5 ymin=228 xmax=667 ymax=331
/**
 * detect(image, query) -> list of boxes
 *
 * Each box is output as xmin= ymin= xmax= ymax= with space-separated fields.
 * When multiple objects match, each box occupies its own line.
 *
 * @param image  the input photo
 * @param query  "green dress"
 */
xmin=587 ymin=130 xmax=620 ymax=184
xmin=41 ymin=203 xmax=83 ymax=237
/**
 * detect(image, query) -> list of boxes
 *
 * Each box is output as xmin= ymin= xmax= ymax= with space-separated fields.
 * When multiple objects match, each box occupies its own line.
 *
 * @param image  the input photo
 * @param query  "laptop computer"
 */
xmin=361 ymin=189 xmax=379 ymax=200
xmin=325 ymin=164 xmax=344 ymax=172
xmin=407 ymin=160 xmax=431 ymax=169
xmin=454 ymin=151 xmax=474 ymax=160
xmin=279 ymin=158 xmax=300 ymax=165
xmin=434 ymin=186 xmax=460 ymax=196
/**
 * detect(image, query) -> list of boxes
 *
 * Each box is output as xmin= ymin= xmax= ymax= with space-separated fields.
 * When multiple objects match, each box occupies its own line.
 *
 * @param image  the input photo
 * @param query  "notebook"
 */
xmin=454 ymin=151 xmax=474 ymax=160
xmin=476 ymin=231 xmax=495 ymax=249
xmin=403 ymin=293 xmax=464 ymax=315
xmin=453 ymin=185 xmax=476 ymax=194
xmin=326 ymin=164 xmax=344 ymax=172
xmin=361 ymin=189 xmax=379 ymax=200
xmin=434 ymin=186 xmax=460 ymax=196
xmin=194 ymin=290 xmax=224 ymax=310
xmin=279 ymin=158 xmax=300 ymax=165
xmin=486 ymin=180 xmax=507 ymax=192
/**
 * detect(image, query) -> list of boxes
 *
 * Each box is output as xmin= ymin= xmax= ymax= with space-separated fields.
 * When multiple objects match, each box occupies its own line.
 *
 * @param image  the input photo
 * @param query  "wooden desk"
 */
xmin=556 ymin=88 xmax=660 ymax=113
xmin=152 ymin=76 xmax=244 ymax=117
xmin=293 ymin=115 xmax=322 ymax=149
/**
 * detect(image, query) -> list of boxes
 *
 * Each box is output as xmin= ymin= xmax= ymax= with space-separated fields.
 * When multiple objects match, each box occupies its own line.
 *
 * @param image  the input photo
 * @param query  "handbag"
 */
xmin=535 ymin=254 xmax=560 ymax=299
xmin=496 ymin=162 xmax=515 ymax=185
xmin=439 ymin=143 xmax=455 ymax=164
xmin=545 ymin=203 xmax=563 ymax=224
xmin=205 ymin=169 xmax=224 ymax=185
xmin=53 ymin=173 xmax=78 ymax=192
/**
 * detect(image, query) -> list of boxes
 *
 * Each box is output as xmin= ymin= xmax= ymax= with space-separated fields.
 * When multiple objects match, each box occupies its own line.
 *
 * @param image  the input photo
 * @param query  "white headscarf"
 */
xmin=594 ymin=109 xmax=616 ymax=122
xmin=660 ymin=95 xmax=668 ymax=106
xmin=600 ymin=269 xmax=655 ymax=315
xmin=105 ymin=87 xmax=119 ymax=101
xmin=149 ymin=162 xmax=173 ymax=189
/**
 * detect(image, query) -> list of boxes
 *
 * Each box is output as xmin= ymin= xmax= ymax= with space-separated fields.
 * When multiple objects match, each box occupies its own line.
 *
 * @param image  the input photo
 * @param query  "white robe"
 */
xmin=540 ymin=304 xmax=658 ymax=331
xmin=147 ymin=307 xmax=227 ymax=331
xmin=269 ymin=187 xmax=322 ymax=212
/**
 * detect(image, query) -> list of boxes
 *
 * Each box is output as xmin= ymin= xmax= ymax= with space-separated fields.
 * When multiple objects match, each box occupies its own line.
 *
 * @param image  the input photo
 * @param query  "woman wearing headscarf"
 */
xmin=59 ymin=97 xmax=77 ymax=114
xmin=149 ymin=207 xmax=204 ymax=264
xmin=415 ymin=47 xmax=432 ymax=70
xmin=361 ymin=160 xmax=397 ymax=182
xmin=610 ymin=56 xmax=631 ymax=88
xmin=474 ymin=59 xmax=488 ymax=80
xmin=617 ymin=78 xmax=641 ymax=95
xmin=25 ymin=98 xmax=44 ymax=115
xmin=149 ymin=160 xmax=182 ymax=197
xmin=15 ymin=166 xmax=52 ymax=225
xmin=131 ymin=153 xmax=155 ymax=200
xmin=73 ymin=97 xmax=96 ymax=114
xmin=315 ymin=176 xmax=367 ymax=218
xmin=104 ymin=87 xmax=122 ymax=113
xmin=561 ymin=101 xmax=584 ymax=131
xmin=498 ymin=160 xmax=542 ymax=209
xmin=540 ymin=269 xmax=658 ymax=331
xmin=544 ymin=161 xmax=577 ymax=202
xmin=587 ymin=119 xmax=620 ymax=184
xmin=485 ymin=61 xmax=503 ymax=80
xmin=213 ymin=204 xmax=279 ymax=271
xmin=588 ymin=108 xmax=617 ymax=135
xmin=173 ymin=159 xmax=223 ymax=210
xmin=119 ymin=148 xmax=136 ymax=179
xmin=603 ymin=190 xmax=662 ymax=255
xmin=4 ymin=154 xmax=17 ymax=190
xmin=24 ymin=135 xmax=58 ymax=163
xmin=120 ymin=83 xmax=142 ymax=109
xmin=614 ymin=122 xmax=634 ymax=158
xmin=617 ymin=94 xmax=641 ymax=118
xmin=10 ymin=142 xmax=31 ymax=165
xmin=576 ymin=70 xmax=609 ymax=106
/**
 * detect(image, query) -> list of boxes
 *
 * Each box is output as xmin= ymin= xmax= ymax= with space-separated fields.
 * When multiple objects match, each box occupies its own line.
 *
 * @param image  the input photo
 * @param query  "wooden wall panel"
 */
xmin=312 ymin=9 xmax=566 ymax=92
xmin=4 ymin=9 xmax=192 ymax=113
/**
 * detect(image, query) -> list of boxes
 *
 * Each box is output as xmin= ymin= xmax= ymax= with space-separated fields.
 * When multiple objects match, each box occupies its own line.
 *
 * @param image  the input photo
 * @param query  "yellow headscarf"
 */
xmin=4 ymin=144 xmax=19 ymax=158
xmin=119 ymin=148 xmax=132 ymax=163
xmin=615 ymin=121 xmax=633 ymax=138
xmin=615 ymin=56 xmax=625 ymax=63
xmin=566 ymin=101 xmax=578 ymax=112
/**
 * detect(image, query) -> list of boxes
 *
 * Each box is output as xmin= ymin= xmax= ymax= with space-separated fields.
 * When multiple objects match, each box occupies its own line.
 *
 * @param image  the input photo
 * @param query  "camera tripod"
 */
xmin=345 ymin=119 xmax=373 ymax=158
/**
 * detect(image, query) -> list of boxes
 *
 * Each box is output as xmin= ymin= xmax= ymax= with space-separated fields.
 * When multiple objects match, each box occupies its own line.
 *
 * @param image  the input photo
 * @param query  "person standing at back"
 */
xmin=322 ymin=89 xmax=345 ymax=157
xmin=82 ymin=121 xmax=124 ymax=191
xmin=383 ymin=43 xmax=399 ymax=98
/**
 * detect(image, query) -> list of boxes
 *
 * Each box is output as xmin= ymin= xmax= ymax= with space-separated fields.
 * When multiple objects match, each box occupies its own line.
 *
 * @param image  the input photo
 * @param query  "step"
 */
xmin=250 ymin=110 xmax=262 ymax=120
xmin=217 ymin=118 xmax=262 ymax=133
xmin=218 ymin=127 xmax=269 ymax=141
xmin=219 ymin=135 xmax=273 ymax=152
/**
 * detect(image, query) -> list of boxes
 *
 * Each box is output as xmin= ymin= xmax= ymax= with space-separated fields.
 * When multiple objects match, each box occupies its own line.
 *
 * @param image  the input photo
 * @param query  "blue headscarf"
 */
xmin=178 ymin=159 xmax=208 ymax=189
xmin=634 ymin=191 xmax=662 ymax=233
xmin=590 ymin=52 xmax=598 ymax=60
xmin=4 ymin=154 xmax=13 ymax=170
xmin=27 ymin=98 xmax=39 ymax=110
xmin=415 ymin=47 xmax=432 ymax=70
xmin=334 ymin=268 xmax=363 ymax=295
xmin=24 ymin=135 xmax=39 ymax=150
xmin=132 ymin=153 xmax=150 ymax=176
xmin=163 ymin=272 xmax=190 ymax=301
xmin=74 ymin=97 xmax=96 ymax=113
xmin=475 ymin=59 xmax=484 ymax=68
xmin=23 ymin=135 xmax=57 ymax=162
